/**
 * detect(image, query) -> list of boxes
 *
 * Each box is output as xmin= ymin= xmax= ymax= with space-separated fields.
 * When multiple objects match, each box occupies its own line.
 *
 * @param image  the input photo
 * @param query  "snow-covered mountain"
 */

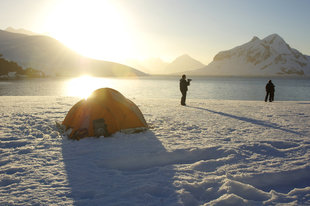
xmin=165 ymin=54 xmax=205 ymax=74
xmin=189 ymin=34 xmax=310 ymax=76
xmin=0 ymin=29 xmax=145 ymax=77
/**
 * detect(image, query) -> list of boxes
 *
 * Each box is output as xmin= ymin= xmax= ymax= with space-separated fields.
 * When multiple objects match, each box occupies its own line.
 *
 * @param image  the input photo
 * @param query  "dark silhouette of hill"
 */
xmin=0 ymin=54 xmax=44 ymax=78
xmin=0 ymin=54 xmax=24 ymax=75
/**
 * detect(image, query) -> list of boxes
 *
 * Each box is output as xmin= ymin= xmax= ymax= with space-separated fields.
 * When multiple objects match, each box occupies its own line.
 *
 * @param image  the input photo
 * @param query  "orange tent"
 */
xmin=62 ymin=88 xmax=148 ymax=140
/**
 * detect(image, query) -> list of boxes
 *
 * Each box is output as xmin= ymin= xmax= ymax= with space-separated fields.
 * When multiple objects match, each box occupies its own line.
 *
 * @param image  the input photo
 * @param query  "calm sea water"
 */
xmin=1 ymin=76 xmax=310 ymax=101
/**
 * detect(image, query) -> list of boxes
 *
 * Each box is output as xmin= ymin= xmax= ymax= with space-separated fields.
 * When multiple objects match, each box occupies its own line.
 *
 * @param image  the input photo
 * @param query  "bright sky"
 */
xmin=0 ymin=0 xmax=309 ymax=64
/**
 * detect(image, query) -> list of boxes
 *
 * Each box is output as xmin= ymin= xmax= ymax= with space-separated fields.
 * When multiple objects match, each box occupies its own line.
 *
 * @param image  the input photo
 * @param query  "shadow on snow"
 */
xmin=61 ymin=131 xmax=179 ymax=206
xmin=188 ymin=106 xmax=303 ymax=136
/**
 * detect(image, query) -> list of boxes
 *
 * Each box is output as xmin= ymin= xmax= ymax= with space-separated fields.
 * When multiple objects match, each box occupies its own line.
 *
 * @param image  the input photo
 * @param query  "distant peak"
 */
xmin=250 ymin=36 xmax=260 ymax=42
xmin=263 ymin=33 xmax=285 ymax=44
xmin=266 ymin=33 xmax=281 ymax=38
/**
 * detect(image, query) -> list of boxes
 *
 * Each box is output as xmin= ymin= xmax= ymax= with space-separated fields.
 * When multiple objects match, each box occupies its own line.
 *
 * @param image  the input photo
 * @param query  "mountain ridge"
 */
xmin=126 ymin=54 xmax=205 ymax=75
xmin=5 ymin=27 xmax=38 ymax=36
xmin=0 ymin=29 xmax=145 ymax=77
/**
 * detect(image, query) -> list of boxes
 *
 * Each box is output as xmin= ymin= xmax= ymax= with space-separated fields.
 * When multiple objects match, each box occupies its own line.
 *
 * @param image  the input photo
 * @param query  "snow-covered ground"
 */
xmin=1 ymin=96 xmax=310 ymax=205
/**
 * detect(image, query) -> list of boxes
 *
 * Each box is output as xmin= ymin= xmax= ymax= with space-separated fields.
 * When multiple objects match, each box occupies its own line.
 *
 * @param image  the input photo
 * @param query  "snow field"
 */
xmin=0 ymin=96 xmax=310 ymax=205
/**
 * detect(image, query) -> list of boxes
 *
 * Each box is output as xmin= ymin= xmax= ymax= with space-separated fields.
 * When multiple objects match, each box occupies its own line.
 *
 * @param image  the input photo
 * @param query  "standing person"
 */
xmin=179 ymin=74 xmax=191 ymax=106
xmin=265 ymin=80 xmax=275 ymax=102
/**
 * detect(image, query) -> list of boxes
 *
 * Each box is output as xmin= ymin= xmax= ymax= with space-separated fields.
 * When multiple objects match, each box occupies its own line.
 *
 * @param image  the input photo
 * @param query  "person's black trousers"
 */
xmin=265 ymin=91 xmax=274 ymax=102
xmin=181 ymin=91 xmax=187 ymax=105
xmin=270 ymin=92 xmax=274 ymax=102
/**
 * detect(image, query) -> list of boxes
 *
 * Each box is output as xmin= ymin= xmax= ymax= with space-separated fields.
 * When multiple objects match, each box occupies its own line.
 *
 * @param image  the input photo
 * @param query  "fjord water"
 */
xmin=1 ymin=76 xmax=310 ymax=101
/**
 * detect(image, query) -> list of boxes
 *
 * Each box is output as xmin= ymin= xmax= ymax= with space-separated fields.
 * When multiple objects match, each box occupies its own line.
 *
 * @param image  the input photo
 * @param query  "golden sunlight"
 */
xmin=44 ymin=0 xmax=135 ymax=63
xmin=66 ymin=75 xmax=112 ymax=98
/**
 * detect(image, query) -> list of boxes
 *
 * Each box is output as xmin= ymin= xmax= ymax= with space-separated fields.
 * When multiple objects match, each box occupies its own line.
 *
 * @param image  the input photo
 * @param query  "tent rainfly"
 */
xmin=62 ymin=88 xmax=148 ymax=140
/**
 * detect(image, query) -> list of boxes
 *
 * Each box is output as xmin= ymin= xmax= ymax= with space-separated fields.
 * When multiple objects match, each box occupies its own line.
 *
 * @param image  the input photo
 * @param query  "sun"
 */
xmin=66 ymin=75 xmax=112 ymax=99
xmin=44 ymin=0 xmax=134 ymax=63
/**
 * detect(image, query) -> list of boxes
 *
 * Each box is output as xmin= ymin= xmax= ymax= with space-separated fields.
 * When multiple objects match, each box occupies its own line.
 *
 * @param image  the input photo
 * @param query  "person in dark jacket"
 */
xmin=265 ymin=80 xmax=275 ymax=102
xmin=180 ymin=74 xmax=191 ymax=106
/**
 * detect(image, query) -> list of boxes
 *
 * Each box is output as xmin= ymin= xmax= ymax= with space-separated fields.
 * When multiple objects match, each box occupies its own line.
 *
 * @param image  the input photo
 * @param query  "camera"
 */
xmin=188 ymin=79 xmax=192 ymax=82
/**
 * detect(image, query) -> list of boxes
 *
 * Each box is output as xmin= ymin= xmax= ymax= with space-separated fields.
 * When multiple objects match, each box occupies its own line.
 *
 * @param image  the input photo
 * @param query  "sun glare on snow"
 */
xmin=66 ymin=75 xmax=111 ymax=98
